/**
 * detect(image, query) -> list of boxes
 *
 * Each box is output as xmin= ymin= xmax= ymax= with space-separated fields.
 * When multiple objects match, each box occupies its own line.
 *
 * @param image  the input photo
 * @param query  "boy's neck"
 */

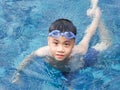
xmin=45 ymin=56 xmax=70 ymax=72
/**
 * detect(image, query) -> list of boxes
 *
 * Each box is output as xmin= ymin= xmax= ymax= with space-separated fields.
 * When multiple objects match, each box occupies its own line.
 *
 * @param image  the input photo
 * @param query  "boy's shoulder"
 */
xmin=71 ymin=47 xmax=99 ymax=67
xmin=71 ymin=45 xmax=99 ymax=56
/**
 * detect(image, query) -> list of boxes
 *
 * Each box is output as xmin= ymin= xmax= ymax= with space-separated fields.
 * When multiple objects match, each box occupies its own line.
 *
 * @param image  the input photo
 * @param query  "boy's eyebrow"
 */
xmin=53 ymin=38 xmax=73 ymax=43
xmin=53 ymin=38 xmax=59 ymax=41
xmin=64 ymin=41 xmax=72 ymax=44
xmin=66 ymin=39 xmax=74 ymax=42
xmin=64 ymin=39 xmax=73 ymax=43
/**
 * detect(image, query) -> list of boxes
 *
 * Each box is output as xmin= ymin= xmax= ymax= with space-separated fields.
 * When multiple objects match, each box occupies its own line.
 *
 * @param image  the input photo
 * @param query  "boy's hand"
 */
xmin=87 ymin=7 xmax=101 ymax=18
xmin=87 ymin=8 xmax=96 ymax=18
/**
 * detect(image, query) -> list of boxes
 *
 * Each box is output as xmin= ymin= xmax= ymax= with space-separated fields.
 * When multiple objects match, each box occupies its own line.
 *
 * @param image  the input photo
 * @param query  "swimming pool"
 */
xmin=0 ymin=0 xmax=120 ymax=90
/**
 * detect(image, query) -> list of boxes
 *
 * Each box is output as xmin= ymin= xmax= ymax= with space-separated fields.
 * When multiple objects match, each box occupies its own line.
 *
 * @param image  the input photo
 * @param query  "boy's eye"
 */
xmin=64 ymin=43 xmax=70 ymax=47
xmin=53 ymin=42 xmax=58 ymax=45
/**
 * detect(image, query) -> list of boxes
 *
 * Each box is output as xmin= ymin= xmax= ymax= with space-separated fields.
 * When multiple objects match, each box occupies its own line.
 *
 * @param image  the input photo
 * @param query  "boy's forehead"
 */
xmin=48 ymin=36 xmax=75 ymax=42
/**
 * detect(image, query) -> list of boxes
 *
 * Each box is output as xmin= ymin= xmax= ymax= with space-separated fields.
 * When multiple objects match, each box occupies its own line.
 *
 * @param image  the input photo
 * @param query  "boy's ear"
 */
xmin=72 ymin=39 xmax=75 ymax=44
xmin=48 ymin=37 xmax=50 ymax=45
xmin=74 ymin=39 xmax=76 ymax=44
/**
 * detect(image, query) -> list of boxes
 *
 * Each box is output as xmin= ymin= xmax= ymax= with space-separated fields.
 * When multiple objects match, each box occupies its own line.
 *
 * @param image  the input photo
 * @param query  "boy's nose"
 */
xmin=57 ymin=45 xmax=64 ymax=52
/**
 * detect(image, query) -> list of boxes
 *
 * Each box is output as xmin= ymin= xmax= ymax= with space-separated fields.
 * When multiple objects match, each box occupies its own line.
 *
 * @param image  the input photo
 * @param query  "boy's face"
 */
xmin=48 ymin=36 xmax=75 ymax=61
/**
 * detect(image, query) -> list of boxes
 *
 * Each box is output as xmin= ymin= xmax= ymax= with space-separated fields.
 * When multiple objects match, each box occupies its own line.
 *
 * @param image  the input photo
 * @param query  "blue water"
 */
xmin=0 ymin=0 xmax=120 ymax=90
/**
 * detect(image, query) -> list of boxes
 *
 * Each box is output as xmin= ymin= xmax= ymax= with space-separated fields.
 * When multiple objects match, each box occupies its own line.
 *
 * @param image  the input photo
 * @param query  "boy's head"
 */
xmin=49 ymin=18 xmax=77 ymax=37
xmin=48 ymin=19 xmax=77 ymax=61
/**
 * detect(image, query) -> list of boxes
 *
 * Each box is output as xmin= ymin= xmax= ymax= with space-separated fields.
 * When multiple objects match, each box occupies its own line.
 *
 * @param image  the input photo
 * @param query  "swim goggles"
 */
xmin=48 ymin=30 xmax=76 ymax=39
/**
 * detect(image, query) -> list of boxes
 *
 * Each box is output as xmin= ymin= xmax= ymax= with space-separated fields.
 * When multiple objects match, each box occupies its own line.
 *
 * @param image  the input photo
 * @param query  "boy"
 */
xmin=12 ymin=7 xmax=111 ymax=83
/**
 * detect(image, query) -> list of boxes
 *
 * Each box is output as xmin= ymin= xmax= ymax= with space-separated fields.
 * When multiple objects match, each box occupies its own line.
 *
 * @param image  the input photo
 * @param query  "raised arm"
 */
xmin=92 ymin=20 xmax=112 ymax=51
xmin=75 ymin=7 xmax=101 ymax=55
xmin=78 ymin=0 xmax=111 ymax=53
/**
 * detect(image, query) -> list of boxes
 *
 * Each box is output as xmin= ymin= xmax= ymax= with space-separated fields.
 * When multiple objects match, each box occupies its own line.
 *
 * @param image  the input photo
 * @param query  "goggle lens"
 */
xmin=49 ymin=30 xmax=76 ymax=39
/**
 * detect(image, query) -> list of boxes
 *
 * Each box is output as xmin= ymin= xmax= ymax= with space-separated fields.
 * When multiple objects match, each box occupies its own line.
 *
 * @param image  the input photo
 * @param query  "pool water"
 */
xmin=0 ymin=0 xmax=120 ymax=90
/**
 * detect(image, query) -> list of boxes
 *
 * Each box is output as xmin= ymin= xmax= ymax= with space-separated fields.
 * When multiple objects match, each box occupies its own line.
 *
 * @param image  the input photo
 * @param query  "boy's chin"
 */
xmin=54 ymin=57 xmax=65 ymax=61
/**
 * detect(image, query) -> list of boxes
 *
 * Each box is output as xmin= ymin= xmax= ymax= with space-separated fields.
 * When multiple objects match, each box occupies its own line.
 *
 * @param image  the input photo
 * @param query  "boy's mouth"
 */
xmin=56 ymin=54 xmax=64 ymax=59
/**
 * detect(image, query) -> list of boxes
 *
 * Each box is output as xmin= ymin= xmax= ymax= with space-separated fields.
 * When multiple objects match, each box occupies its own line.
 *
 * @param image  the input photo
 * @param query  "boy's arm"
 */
xmin=12 ymin=52 xmax=35 ymax=83
xmin=12 ymin=46 xmax=49 ymax=83
xmin=92 ymin=20 xmax=112 ymax=51
xmin=18 ymin=46 xmax=49 ymax=70
xmin=82 ymin=20 xmax=112 ymax=67
xmin=74 ymin=7 xmax=101 ymax=55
